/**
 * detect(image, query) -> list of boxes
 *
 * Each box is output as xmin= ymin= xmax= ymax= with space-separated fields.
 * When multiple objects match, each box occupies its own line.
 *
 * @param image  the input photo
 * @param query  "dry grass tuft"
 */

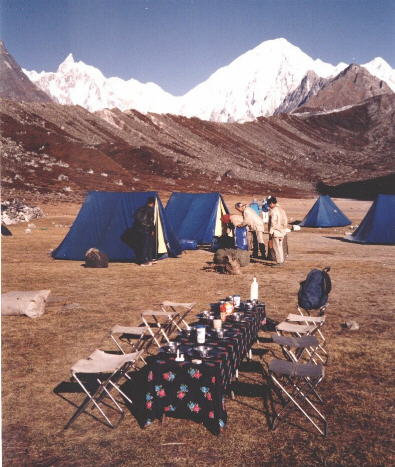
xmin=2 ymin=197 xmax=394 ymax=466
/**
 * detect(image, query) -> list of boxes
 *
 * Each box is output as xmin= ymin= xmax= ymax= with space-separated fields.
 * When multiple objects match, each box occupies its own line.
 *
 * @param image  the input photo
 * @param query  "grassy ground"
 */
xmin=2 ymin=196 xmax=394 ymax=466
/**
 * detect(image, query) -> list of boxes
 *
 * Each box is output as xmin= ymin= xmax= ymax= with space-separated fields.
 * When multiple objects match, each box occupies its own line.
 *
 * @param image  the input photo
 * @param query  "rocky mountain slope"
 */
xmin=0 ymin=41 xmax=52 ymax=103
xmin=1 ymin=93 xmax=394 ymax=202
xmin=274 ymin=71 xmax=329 ymax=114
xmin=294 ymin=64 xmax=392 ymax=113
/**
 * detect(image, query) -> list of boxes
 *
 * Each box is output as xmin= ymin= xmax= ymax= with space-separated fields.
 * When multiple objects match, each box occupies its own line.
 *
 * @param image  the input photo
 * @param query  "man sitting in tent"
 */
xmin=267 ymin=196 xmax=288 ymax=265
xmin=235 ymin=202 xmax=266 ymax=259
xmin=134 ymin=197 xmax=156 ymax=267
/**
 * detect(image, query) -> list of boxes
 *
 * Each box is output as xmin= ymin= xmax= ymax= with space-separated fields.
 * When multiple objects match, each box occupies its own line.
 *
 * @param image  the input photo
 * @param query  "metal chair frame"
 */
xmin=141 ymin=310 xmax=177 ymax=346
xmin=158 ymin=301 xmax=195 ymax=334
xmin=109 ymin=325 xmax=152 ymax=364
xmin=276 ymin=316 xmax=327 ymax=364
xmin=65 ymin=350 xmax=143 ymax=429
xmin=269 ymin=359 xmax=327 ymax=436
xmin=271 ymin=334 xmax=320 ymax=364
xmin=284 ymin=311 xmax=327 ymax=363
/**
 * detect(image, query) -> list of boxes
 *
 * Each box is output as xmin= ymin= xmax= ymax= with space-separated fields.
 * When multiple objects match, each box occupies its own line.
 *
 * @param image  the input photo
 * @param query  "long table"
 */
xmin=143 ymin=303 xmax=265 ymax=434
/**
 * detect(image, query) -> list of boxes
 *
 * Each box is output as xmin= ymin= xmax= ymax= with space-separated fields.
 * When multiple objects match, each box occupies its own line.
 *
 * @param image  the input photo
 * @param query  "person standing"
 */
xmin=267 ymin=196 xmax=288 ymax=265
xmin=235 ymin=202 xmax=266 ymax=259
xmin=134 ymin=196 xmax=156 ymax=266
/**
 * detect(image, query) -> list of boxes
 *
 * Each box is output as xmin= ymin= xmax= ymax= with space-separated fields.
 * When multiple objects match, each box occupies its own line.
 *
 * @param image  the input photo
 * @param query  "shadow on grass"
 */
xmin=53 ymin=356 xmax=151 ymax=429
xmin=261 ymin=356 xmax=327 ymax=437
xmin=324 ymin=236 xmax=351 ymax=243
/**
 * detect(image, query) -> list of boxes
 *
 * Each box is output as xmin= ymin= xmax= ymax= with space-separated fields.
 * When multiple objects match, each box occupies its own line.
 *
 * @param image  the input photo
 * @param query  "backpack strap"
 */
xmin=322 ymin=266 xmax=332 ymax=295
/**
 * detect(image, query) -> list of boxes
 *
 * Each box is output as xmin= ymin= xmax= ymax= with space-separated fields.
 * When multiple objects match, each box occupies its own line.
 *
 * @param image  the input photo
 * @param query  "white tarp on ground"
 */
xmin=1 ymin=290 xmax=51 ymax=318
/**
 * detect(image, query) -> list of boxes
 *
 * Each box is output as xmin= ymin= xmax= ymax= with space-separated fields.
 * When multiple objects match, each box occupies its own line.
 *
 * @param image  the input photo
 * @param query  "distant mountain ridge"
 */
xmin=292 ymin=64 xmax=392 ymax=114
xmin=274 ymin=70 xmax=329 ymax=114
xmin=1 ymin=93 xmax=394 ymax=202
xmin=20 ymin=38 xmax=395 ymax=122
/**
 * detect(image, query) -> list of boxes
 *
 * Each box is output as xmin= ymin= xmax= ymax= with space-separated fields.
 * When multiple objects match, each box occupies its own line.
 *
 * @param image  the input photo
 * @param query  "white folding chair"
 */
xmin=268 ymin=358 xmax=327 ymax=436
xmin=278 ymin=311 xmax=327 ymax=363
xmin=109 ymin=325 xmax=150 ymax=364
xmin=284 ymin=313 xmax=327 ymax=360
xmin=159 ymin=301 xmax=195 ymax=332
xmin=65 ymin=349 xmax=143 ymax=429
xmin=271 ymin=335 xmax=320 ymax=364
xmin=276 ymin=321 xmax=316 ymax=337
xmin=141 ymin=310 xmax=177 ymax=346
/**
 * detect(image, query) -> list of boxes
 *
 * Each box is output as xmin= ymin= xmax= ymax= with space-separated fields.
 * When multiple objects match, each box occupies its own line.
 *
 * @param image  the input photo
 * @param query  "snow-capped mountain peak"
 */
xmin=56 ymin=53 xmax=106 ymax=83
xmin=362 ymin=57 xmax=395 ymax=91
xmin=177 ymin=37 xmax=348 ymax=122
xmin=59 ymin=53 xmax=75 ymax=68
xmin=23 ymin=37 xmax=394 ymax=121
xmin=24 ymin=54 xmax=177 ymax=112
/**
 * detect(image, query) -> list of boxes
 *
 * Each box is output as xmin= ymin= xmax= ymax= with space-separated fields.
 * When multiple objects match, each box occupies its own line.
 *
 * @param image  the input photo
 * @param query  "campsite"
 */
xmin=2 ymin=194 xmax=394 ymax=466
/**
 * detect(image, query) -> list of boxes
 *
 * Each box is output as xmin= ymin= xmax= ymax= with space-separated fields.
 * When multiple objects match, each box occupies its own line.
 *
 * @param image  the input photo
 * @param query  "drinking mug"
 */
xmin=196 ymin=325 xmax=206 ymax=344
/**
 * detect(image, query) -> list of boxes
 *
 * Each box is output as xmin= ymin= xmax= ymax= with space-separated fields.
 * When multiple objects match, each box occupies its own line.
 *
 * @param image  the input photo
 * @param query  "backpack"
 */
xmin=297 ymin=267 xmax=331 ymax=310
xmin=235 ymin=226 xmax=248 ymax=250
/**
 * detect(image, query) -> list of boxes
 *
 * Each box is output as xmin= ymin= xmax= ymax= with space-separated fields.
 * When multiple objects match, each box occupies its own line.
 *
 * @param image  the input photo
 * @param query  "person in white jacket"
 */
xmin=267 ymin=196 xmax=288 ymax=265
xmin=235 ymin=202 xmax=266 ymax=259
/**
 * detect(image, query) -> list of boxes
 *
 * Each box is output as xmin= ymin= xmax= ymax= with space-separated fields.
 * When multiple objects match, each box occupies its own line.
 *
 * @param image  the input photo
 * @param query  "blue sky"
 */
xmin=1 ymin=0 xmax=394 ymax=95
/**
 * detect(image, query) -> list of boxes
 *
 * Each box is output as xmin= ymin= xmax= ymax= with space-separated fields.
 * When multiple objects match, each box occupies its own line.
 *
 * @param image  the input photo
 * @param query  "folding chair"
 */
xmin=159 ymin=301 xmax=195 ymax=332
xmin=271 ymin=335 xmax=320 ymax=364
xmin=297 ymin=303 xmax=328 ymax=318
xmin=277 ymin=312 xmax=327 ymax=364
xmin=65 ymin=349 xmax=143 ymax=429
xmin=284 ymin=313 xmax=327 ymax=359
xmin=109 ymin=325 xmax=150 ymax=364
xmin=141 ymin=310 xmax=177 ymax=345
xmin=268 ymin=358 xmax=327 ymax=436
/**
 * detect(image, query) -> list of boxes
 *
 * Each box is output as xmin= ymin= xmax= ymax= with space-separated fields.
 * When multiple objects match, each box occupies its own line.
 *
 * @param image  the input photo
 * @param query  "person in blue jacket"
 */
xmin=249 ymin=199 xmax=262 ymax=216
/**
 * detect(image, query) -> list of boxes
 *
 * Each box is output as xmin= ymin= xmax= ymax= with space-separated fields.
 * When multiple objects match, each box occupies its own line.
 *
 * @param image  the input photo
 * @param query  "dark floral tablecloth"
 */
xmin=143 ymin=303 xmax=265 ymax=434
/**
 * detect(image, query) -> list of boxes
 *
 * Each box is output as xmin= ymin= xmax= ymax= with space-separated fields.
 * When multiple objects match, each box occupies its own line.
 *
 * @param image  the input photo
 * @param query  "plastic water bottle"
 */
xmin=250 ymin=277 xmax=259 ymax=301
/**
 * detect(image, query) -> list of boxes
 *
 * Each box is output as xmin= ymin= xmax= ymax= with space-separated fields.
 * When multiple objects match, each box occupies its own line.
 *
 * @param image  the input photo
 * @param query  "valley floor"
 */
xmin=1 ymin=197 xmax=394 ymax=466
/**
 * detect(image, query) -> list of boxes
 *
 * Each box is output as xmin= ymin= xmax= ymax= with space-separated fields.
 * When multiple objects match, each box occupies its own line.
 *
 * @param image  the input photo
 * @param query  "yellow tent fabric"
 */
xmin=155 ymin=201 xmax=167 ymax=254
xmin=214 ymin=198 xmax=228 ymax=236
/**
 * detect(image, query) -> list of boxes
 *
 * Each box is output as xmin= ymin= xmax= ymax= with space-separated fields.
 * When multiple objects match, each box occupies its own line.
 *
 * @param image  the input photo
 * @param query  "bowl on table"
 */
xmin=160 ymin=341 xmax=179 ymax=354
xmin=196 ymin=311 xmax=216 ymax=325
xmin=240 ymin=301 xmax=255 ymax=311
xmin=193 ymin=345 xmax=213 ymax=358
xmin=229 ymin=312 xmax=245 ymax=322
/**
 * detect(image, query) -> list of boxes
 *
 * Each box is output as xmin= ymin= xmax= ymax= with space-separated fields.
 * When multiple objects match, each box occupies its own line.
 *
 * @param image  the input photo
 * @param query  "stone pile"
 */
xmin=1 ymin=199 xmax=44 ymax=225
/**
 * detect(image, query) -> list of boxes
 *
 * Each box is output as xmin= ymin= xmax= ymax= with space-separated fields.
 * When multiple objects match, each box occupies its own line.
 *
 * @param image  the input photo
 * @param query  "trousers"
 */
xmin=135 ymin=229 xmax=155 ymax=264
xmin=272 ymin=236 xmax=285 ymax=264
xmin=249 ymin=231 xmax=266 ymax=259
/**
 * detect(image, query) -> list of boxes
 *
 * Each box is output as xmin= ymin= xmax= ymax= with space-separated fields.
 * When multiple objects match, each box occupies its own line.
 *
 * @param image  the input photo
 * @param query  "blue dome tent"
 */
xmin=52 ymin=191 xmax=182 ymax=261
xmin=165 ymin=192 xmax=229 ymax=244
xmin=300 ymin=195 xmax=351 ymax=227
xmin=346 ymin=194 xmax=395 ymax=244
